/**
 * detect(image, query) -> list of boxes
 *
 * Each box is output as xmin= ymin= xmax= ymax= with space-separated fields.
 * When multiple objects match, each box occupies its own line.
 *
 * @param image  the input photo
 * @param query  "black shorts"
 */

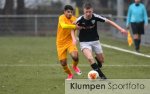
xmin=131 ymin=22 xmax=144 ymax=35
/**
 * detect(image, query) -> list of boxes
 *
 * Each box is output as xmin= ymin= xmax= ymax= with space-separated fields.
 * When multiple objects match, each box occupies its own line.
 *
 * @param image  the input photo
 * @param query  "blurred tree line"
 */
xmin=2 ymin=0 xmax=25 ymax=15
xmin=0 ymin=0 xmax=149 ymax=35
xmin=0 ymin=0 xmax=150 ymax=15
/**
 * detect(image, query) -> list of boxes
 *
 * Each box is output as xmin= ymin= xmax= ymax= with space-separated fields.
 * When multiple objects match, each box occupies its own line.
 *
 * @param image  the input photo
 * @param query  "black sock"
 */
xmin=91 ymin=63 xmax=106 ymax=79
xmin=95 ymin=57 xmax=102 ymax=68
xmin=134 ymin=39 xmax=139 ymax=50
xmin=137 ymin=39 xmax=141 ymax=50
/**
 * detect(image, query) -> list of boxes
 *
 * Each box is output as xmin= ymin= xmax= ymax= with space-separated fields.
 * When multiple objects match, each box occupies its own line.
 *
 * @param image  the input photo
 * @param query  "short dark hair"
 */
xmin=83 ymin=3 xmax=92 ymax=9
xmin=64 ymin=5 xmax=74 ymax=11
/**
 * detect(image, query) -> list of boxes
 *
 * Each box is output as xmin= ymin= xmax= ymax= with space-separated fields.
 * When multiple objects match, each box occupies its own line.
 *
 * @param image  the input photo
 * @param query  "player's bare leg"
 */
xmin=70 ymin=51 xmax=82 ymax=75
xmin=95 ymin=53 xmax=104 ymax=68
xmin=82 ymin=48 xmax=95 ymax=64
xmin=82 ymin=48 xmax=107 ymax=79
xmin=60 ymin=59 xmax=73 ymax=80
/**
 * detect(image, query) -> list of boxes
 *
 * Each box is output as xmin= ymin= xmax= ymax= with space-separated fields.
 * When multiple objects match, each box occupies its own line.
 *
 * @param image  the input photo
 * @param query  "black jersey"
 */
xmin=76 ymin=13 xmax=107 ymax=42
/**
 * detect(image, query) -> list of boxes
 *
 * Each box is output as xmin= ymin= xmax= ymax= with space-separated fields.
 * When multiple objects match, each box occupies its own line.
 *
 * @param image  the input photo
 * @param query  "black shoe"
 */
xmin=98 ymin=72 xmax=107 ymax=80
xmin=101 ymin=75 xmax=107 ymax=80
xmin=135 ymin=49 xmax=140 ymax=53
xmin=95 ymin=57 xmax=102 ymax=68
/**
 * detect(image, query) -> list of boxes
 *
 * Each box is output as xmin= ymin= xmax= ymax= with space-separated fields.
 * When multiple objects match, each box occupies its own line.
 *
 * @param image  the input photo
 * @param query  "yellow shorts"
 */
xmin=57 ymin=44 xmax=78 ymax=60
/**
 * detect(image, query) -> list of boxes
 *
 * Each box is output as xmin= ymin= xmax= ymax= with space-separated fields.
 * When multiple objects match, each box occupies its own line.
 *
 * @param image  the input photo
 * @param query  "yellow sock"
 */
xmin=63 ymin=65 xmax=72 ymax=75
xmin=72 ymin=61 xmax=78 ymax=67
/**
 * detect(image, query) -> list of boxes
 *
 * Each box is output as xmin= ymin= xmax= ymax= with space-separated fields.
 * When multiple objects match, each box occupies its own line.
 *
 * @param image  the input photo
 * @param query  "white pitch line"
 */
xmin=0 ymin=64 xmax=150 ymax=67
xmin=101 ymin=43 xmax=150 ymax=58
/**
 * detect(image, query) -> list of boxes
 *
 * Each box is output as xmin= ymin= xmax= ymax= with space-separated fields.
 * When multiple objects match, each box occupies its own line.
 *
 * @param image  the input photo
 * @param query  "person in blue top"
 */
xmin=126 ymin=0 xmax=148 ymax=52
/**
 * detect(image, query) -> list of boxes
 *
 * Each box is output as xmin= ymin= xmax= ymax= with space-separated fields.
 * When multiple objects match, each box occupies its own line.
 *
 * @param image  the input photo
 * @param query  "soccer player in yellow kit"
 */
xmin=56 ymin=5 xmax=82 ymax=80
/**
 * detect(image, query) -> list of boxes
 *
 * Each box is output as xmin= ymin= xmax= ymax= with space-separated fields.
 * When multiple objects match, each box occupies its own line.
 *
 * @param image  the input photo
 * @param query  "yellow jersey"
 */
xmin=56 ymin=14 xmax=77 ymax=46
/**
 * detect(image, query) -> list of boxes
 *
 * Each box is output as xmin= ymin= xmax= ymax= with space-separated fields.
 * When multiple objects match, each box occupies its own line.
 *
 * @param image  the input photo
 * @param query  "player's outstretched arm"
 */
xmin=60 ymin=22 xmax=81 ymax=30
xmin=59 ymin=16 xmax=76 ymax=29
xmin=106 ymin=19 xmax=128 ymax=35
xmin=60 ymin=22 xmax=76 ymax=29
xmin=59 ymin=17 xmax=81 ymax=30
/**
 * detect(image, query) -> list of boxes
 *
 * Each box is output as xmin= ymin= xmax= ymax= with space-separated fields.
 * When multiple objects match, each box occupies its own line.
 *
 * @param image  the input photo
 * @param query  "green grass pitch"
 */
xmin=0 ymin=36 xmax=150 ymax=94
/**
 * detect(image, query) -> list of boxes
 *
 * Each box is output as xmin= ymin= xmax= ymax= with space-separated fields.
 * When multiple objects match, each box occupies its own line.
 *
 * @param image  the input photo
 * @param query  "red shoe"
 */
xmin=66 ymin=74 xmax=73 ymax=80
xmin=72 ymin=66 xmax=82 ymax=75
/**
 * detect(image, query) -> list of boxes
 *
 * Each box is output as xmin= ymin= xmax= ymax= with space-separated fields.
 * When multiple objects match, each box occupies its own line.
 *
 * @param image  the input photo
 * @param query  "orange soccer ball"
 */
xmin=88 ymin=70 xmax=99 ymax=80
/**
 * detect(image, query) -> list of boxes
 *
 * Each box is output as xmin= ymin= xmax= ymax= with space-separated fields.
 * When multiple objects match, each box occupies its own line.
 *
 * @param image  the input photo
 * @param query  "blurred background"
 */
xmin=0 ymin=0 xmax=150 ymax=45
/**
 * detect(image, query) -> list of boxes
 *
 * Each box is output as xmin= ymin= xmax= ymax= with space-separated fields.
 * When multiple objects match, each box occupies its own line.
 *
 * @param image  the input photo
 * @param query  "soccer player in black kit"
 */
xmin=75 ymin=3 xmax=127 ymax=79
